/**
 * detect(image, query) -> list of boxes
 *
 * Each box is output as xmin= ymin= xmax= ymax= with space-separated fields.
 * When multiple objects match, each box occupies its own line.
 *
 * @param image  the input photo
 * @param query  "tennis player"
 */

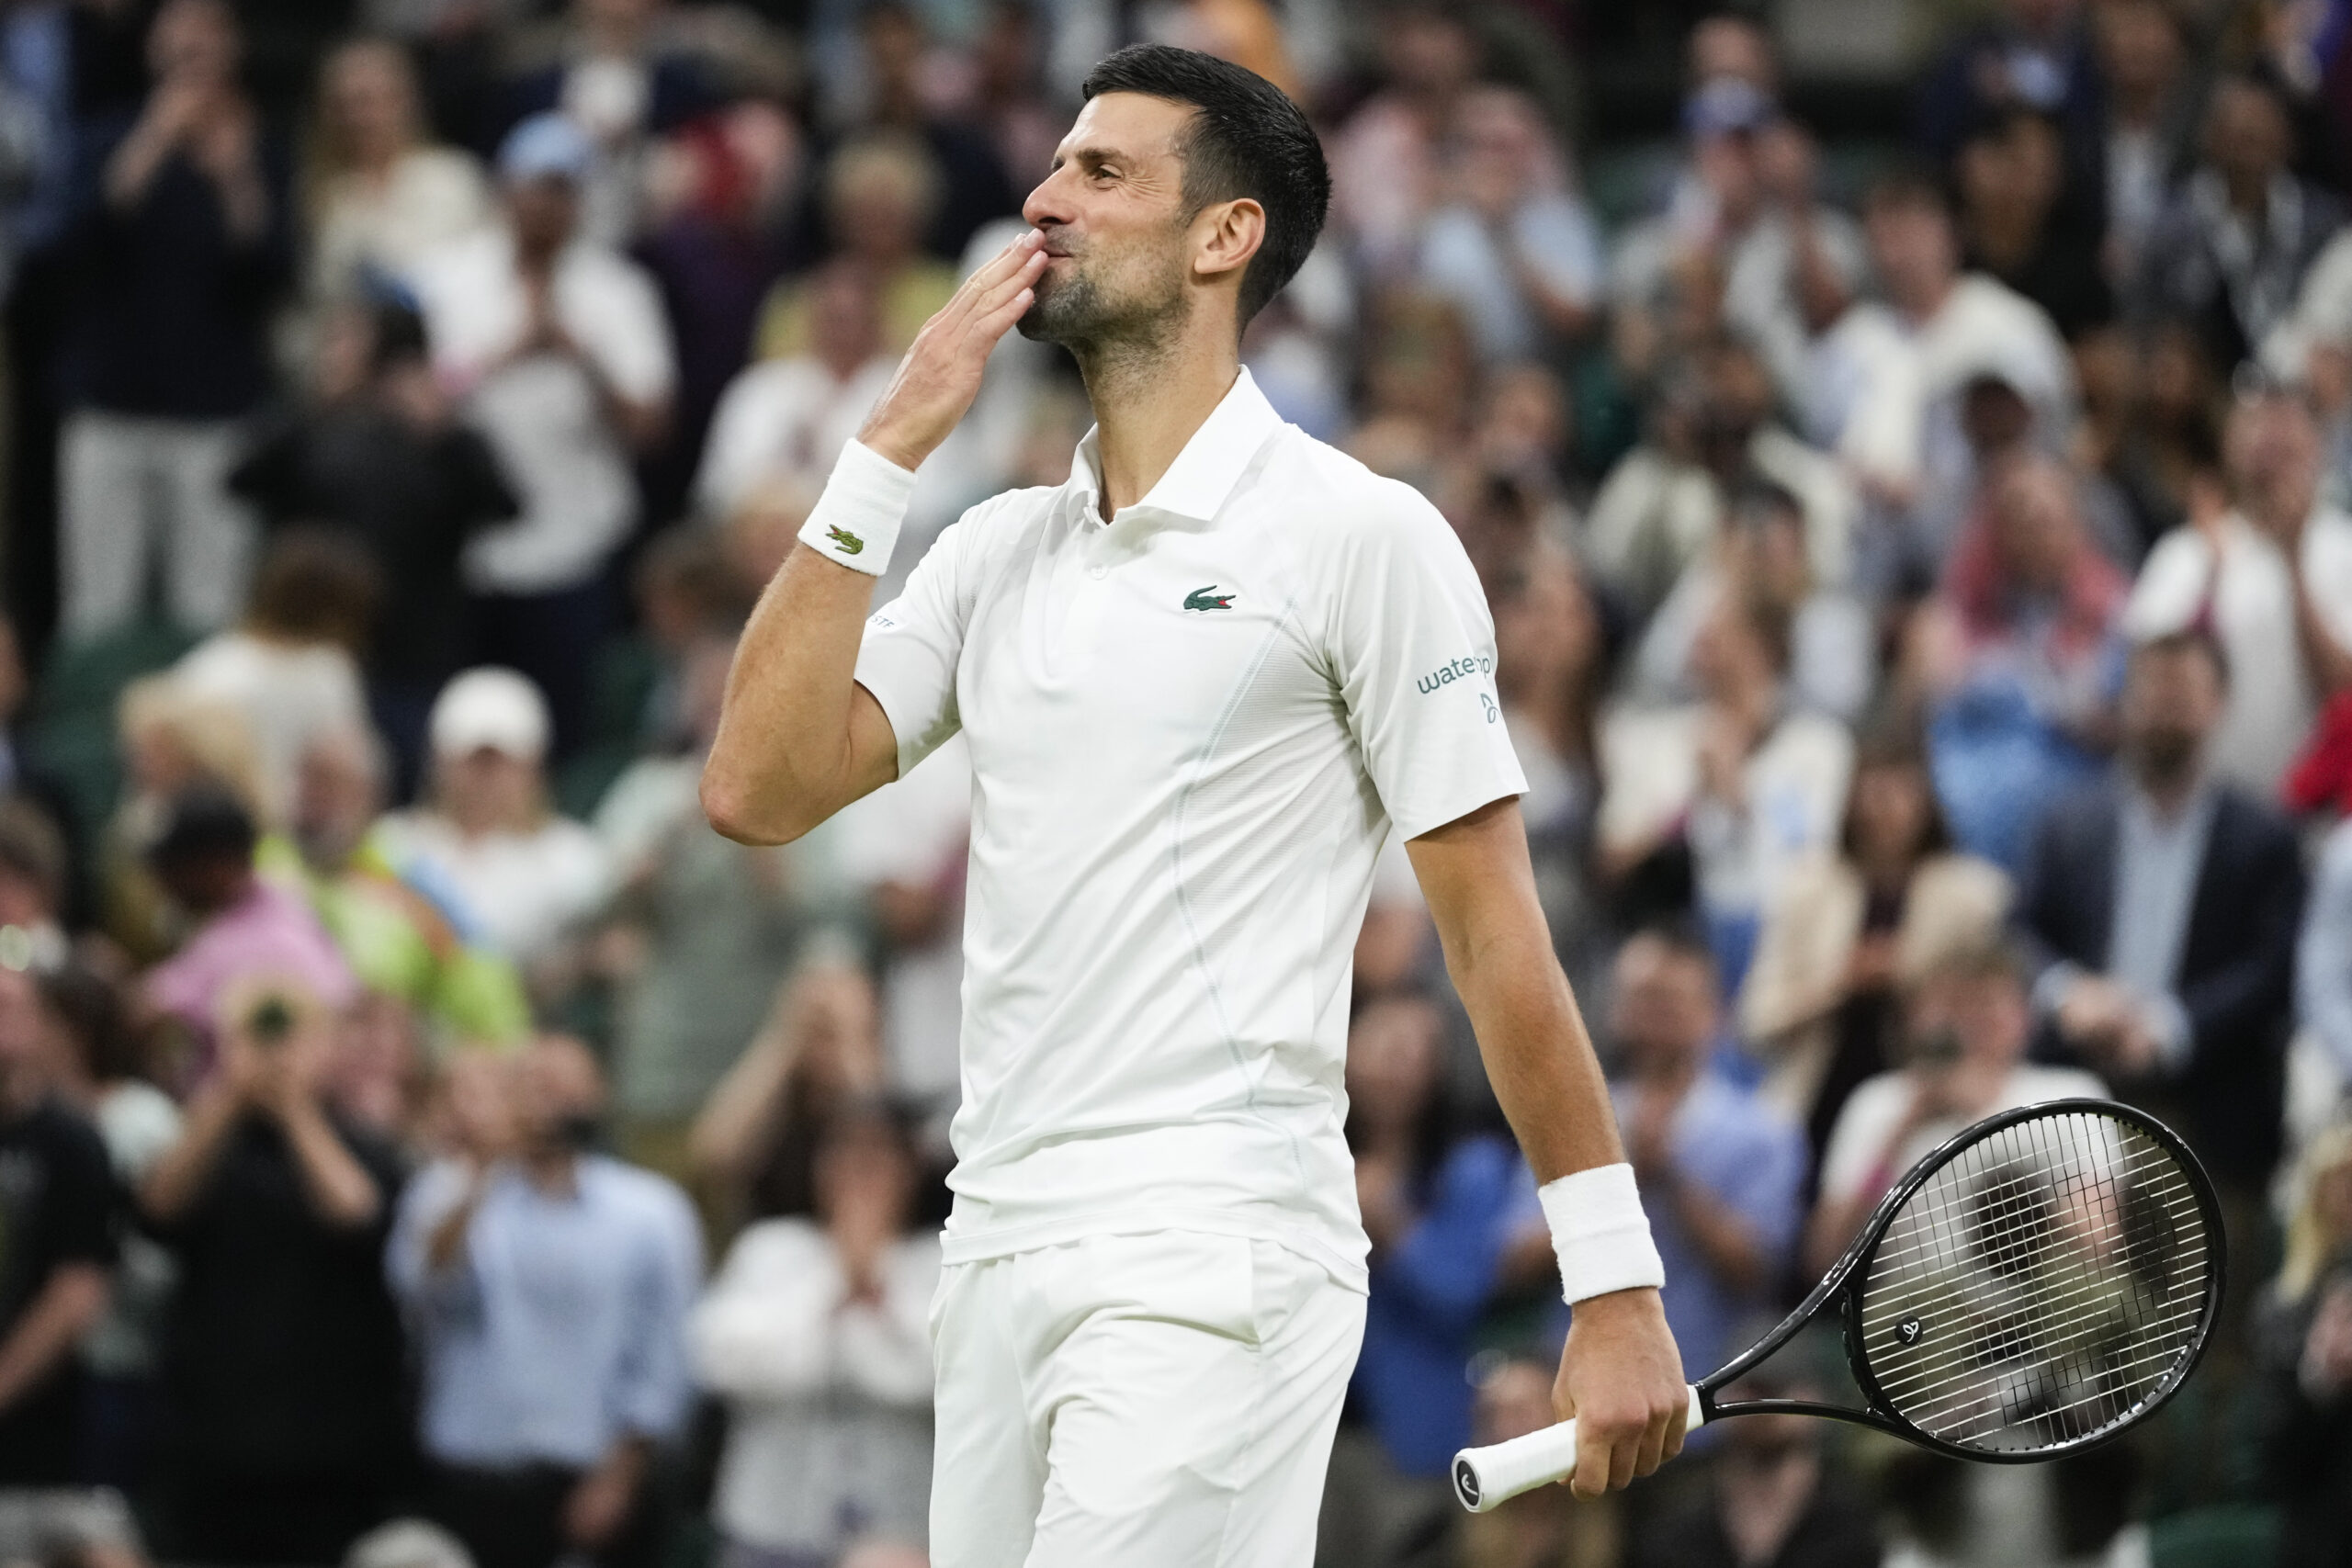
xmin=702 ymin=43 xmax=1686 ymax=1566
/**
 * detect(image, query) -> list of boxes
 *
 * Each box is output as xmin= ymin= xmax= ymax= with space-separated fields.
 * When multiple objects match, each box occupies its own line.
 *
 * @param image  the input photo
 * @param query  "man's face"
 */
xmin=507 ymin=176 xmax=579 ymax=254
xmin=2206 ymin=82 xmax=2289 ymax=186
xmin=1865 ymin=201 xmax=1956 ymax=306
xmin=1906 ymin=970 xmax=2028 ymax=1072
xmin=2121 ymin=642 xmax=2224 ymax=778
xmin=1609 ymin=938 xmax=1717 ymax=1069
xmin=0 ymin=969 xmax=36 ymax=1075
xmin=1018 ymin=93 xmax=1201 ymax=351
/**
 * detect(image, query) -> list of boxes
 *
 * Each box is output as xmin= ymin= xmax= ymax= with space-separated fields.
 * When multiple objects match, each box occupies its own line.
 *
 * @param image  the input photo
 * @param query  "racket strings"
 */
xmin=1853 ymin=1110 xmax=2211 ymax=1454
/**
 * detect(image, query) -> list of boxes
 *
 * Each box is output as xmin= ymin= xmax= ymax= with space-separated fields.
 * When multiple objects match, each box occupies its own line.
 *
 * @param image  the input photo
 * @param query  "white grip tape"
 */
xmin=1451 ymin=1385 xmax=1703 ymax=1513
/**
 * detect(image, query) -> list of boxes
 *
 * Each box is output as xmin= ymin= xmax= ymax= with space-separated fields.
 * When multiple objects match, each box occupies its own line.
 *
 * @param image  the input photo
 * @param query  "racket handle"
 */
xmin=1451 ymin=1385 xmax=1704 ymax=1514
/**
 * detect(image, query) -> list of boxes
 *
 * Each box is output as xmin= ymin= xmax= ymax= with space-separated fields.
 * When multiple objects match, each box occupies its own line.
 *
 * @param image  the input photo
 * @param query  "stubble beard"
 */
xmin=1017 ymin=245 xmax=1192 ymax=385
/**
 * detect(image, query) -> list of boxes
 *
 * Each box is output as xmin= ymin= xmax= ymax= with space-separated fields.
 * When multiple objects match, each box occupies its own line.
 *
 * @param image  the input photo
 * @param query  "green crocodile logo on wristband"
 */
xmin=826 ymin=525 xmax=866 ymax=556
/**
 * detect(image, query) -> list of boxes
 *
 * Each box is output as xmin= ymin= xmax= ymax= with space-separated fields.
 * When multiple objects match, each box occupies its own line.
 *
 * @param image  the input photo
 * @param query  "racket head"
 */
xmin=1832 ymin=1098 xmax=2224 ymax=1462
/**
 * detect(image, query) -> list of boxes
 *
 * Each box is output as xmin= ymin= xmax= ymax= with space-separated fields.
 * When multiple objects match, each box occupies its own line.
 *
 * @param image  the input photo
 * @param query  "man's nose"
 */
xmin=1023 ymin=168 xmax=1071 ymax=231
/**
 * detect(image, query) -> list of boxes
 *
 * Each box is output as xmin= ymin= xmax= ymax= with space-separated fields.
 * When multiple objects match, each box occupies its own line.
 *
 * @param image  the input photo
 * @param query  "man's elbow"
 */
xmin=698 ymin=766 xmax=810 ymax=847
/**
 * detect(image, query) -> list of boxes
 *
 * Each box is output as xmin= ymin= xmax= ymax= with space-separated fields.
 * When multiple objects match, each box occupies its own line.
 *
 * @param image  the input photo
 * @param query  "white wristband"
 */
xmin=1538 ymin=1162 xmax=1666 ymax=1305
xmin=797 ymin=439 xmax=917 ymax=577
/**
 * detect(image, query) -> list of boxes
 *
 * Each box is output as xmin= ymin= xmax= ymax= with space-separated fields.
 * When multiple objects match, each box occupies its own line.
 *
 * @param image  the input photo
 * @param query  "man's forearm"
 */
xmin=0 ymin=1266 xmax=107 ymax=1412
xmin=1456 ymin=942 xmax=1626 ymax=1182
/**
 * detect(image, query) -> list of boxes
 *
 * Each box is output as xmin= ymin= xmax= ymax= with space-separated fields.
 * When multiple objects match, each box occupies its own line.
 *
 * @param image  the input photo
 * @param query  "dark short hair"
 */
xmin=1081 ymin=43 xmax=1330 ymax=329
xmin=37 ymin=961 xmax=143 ymax=1084
xmin=146 ymin=784 xmax=256 ymax=872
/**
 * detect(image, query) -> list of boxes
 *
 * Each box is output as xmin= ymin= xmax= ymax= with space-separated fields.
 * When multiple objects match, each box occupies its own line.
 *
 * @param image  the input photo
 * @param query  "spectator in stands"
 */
xmin=695 ymin=257 xmax=893 ymax=527
xmin=1914 ymin=453 xmax=2127 ymax=871
xmin=373 ymin=669 xmax=610 ymax=987
xmin=689 ymin=960 xmax=886 ymax=1237
xmin=1609 ymin=925 xmax=1804 ymax=1378
xmin=835 ymin=1 xmax=1019 ymax=260
xmin=691 ymin=1096 xmax=938 ymax=1565
xmin=2080 ymin=318 xmax=2223 ymax=558
xmin=141 ymin=784 xmax=359 ymax=1075
xmin=1630 ymin=477 xmax=1875 ymax=723
xmin=1412 ymin=85 xmax=1600 ymax=364
xmin=1913 ymin=0 xmax=2103 ymax=175
xmin=2125 ymin=382 xmax=2352 ymax=795
xmin=36 ymin=961 xmax=178 ymax=1489
xmin=61 ymin=0 xmax=288 ymax=639
xmin=407 ymin=112 xmax=675 ymax=755
xmin=390 ymin=1036 xmax=701 ymax=1568
xmin=1600 ymin=582 xmax=1854 ymax=991
xmin=2094 ymin=0 xmax=2201 ymax=288
xmin=140 ymin=976 xmax=410 ymax=1564
xmin=1809 ymin=940 xmax=2106 ymax=1272
xmin=1333 ymin=992 xmax=1540 ymax=1555
xmin=1954 ymin=106 xmax=2111 ymax=338
xmin=2262 ymin=1124 xmax=2352 ymax=1567
xmin=2138 ymin=74 xmax=2346 ymax=369
xmin=229 ymin=299 xmax=520 ymax=791
xmin=169 ymin=531 xmax=375 ymax=827
xmin=1613 ymin=84 xmax=1865 ymax=416
xmin=1623 ymin=1330 xmax=1882 ymax=1568
xmin=1328 ymin=1 xmax=1478 ymax=280
xmin=283 ymin=725 xmax=533 ymax=1050
xmin=2303 ymin=813 xmax=2352 ymax=1082
xmin=1586 ymin=335 xmax=1857 ymax=618
xmin=755 ymin=135 xmax=958 ymax=362
xmin=501 ymin=0 xmax=721 ymax=246
xmin=593 ymin=634 xmax=822 ymax=1176
xmin=1742 ymin=728 xmax=2012 ymax=1178
xmin=0 ymin=961 xmax=113 ymax=1487
xmin=1806 ymin=172 xmax=2074 ymax=532
xmin=2017 ymin=631 xmax=2305 ymax=1209
xmin=304 ymin=37 xmax=490 ymax=303
xmin=1493 ymin=543 xmax=1613 ymax=1001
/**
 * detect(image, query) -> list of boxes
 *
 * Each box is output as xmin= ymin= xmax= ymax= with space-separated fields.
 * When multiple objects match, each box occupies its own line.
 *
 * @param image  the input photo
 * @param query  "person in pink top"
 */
xmin=141 ymin=784 xmax=357 ymax=1081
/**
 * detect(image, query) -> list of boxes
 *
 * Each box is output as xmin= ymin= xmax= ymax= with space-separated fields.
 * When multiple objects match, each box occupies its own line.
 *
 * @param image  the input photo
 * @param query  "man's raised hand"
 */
xmin=858 ymin=229 xmax=1050 ymax=473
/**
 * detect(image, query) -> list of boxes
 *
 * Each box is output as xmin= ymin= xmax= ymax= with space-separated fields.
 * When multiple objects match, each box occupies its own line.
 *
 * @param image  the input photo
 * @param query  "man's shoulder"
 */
xmin=584 ymin=1155 xmax=697 ymax=1229
xmin=1257 ymin=429 xmax=1453 ymax=548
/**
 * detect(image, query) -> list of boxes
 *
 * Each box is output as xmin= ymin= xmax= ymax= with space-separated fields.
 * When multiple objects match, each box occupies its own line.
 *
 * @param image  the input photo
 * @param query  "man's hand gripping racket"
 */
xmin=1455 ymin=1100 xmax=2224 ymax=1512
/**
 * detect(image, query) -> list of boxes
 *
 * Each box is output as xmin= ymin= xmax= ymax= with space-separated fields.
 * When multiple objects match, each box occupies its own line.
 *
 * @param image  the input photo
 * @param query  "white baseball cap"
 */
xmin=429 ymin=667 xmax=550 ymax=761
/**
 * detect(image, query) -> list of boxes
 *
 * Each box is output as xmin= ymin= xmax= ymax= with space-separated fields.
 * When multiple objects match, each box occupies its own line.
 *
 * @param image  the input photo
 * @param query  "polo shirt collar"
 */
xmin=1064 ymin=367 xmax=1285 ymax=525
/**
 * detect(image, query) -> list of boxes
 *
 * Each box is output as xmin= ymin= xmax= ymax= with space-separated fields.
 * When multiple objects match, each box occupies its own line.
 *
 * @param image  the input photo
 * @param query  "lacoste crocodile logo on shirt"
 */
xmin=826 ymin=525 xmax=865 ymax=556
xmin=1183 ymin=585 xmax=1235 ymax=612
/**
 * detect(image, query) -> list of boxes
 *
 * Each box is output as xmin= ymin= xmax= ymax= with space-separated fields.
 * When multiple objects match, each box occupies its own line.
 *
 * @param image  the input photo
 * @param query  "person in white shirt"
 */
xmin=405 ymin=112 xmax=675 ymax=752
xmin=2122 ymin=382 xmax=2352 ymax=794
xmin=1807 ymin=939 xmax=2107 ymax=1276
xmin=1809 ymin=171 xmax=2076 ymax=519
xmin=303 ymin=38 xmax=490 ymax=303
xmin=375 ymin=668 xmax=609 ymax=980
xmin=699 ymin=44 xmax=1688 ymax=1568
xmin=692 ymin=1097 xmax=941 ymax=1568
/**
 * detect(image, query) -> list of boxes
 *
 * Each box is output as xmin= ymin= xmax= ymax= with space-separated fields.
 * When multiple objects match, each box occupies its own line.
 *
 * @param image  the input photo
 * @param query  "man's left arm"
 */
xmin=0 ymin=1118 xmax=115 ymax=1413
xmin=1407 ymin=798 xmax=1690 ymax=1496
xmin=2168 ymin=818 xmax=2306 ymax=1072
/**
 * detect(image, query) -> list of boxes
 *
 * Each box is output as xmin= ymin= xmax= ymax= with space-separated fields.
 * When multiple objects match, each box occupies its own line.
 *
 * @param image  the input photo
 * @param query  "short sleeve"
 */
xmin=854 ymin=500 xmax=999 ymax=780
xmin=1326 ymin=488 xmax=1527 ymax=840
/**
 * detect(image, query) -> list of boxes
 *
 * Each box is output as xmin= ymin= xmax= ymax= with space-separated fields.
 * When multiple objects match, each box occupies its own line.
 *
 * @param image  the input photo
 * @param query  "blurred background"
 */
xmin=1 ymin=0 xmax=2351 ymax=1565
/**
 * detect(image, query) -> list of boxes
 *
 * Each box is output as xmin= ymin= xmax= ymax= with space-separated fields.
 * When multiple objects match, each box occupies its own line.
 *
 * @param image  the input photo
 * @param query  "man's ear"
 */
xmin=1193 ymin=196 xmax=1266 ymax=286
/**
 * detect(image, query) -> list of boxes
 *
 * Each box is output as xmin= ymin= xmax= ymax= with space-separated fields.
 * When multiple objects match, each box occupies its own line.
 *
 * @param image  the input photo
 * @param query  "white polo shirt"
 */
xmin=852 ymin=369 xmax=1524 ymax=1290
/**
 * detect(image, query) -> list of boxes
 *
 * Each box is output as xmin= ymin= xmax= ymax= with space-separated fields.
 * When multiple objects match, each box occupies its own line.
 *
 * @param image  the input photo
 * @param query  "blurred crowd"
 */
xmin=3 ymin=0 xmax=2352 ymax=1566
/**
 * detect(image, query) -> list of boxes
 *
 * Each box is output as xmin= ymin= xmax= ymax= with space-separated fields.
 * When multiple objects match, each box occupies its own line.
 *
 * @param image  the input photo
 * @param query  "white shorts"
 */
xmin=927 ymin=1229 xmax=1367 ymax=1568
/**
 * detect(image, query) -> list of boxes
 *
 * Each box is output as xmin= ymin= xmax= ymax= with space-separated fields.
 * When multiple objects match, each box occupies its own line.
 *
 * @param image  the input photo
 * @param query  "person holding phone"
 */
xmin=139 ymin=976 xmax=410 ymax=1566
xmin=1804 ymin=941 xmax=2105 ymax=1275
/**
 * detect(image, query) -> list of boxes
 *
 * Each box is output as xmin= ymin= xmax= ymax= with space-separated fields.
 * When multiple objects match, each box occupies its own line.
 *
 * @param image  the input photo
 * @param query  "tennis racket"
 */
xmin=1453 ymin=1098 xmax=2223 ymax=1513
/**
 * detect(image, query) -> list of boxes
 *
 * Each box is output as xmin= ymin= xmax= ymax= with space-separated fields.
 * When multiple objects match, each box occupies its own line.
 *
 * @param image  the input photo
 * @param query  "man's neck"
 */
xmin=2130 ymin=763 xmax=2204 ymax=821
xmin=1078 ymin=329 xmax=1241 ymax=520
xmin=0 ymin=1066 xmax=42 ymax=1122
xmin=522 ymin=1145 xmax=581 ymax=1198
xmin=1633 ymin=1052 xmax=1702 ymax=1100
xmin=1898 ymin=272 xmax=1957 ymax=328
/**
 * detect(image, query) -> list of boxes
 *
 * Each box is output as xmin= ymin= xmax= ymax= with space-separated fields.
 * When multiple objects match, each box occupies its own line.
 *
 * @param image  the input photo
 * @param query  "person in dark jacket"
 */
xmin=58 ymin=0 xmax=290 ymax=640
xmin=138 ymin=974 xmax=412 ymax=1565
xmin=2015 ymin=629 xmax=2305 ymax=1241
